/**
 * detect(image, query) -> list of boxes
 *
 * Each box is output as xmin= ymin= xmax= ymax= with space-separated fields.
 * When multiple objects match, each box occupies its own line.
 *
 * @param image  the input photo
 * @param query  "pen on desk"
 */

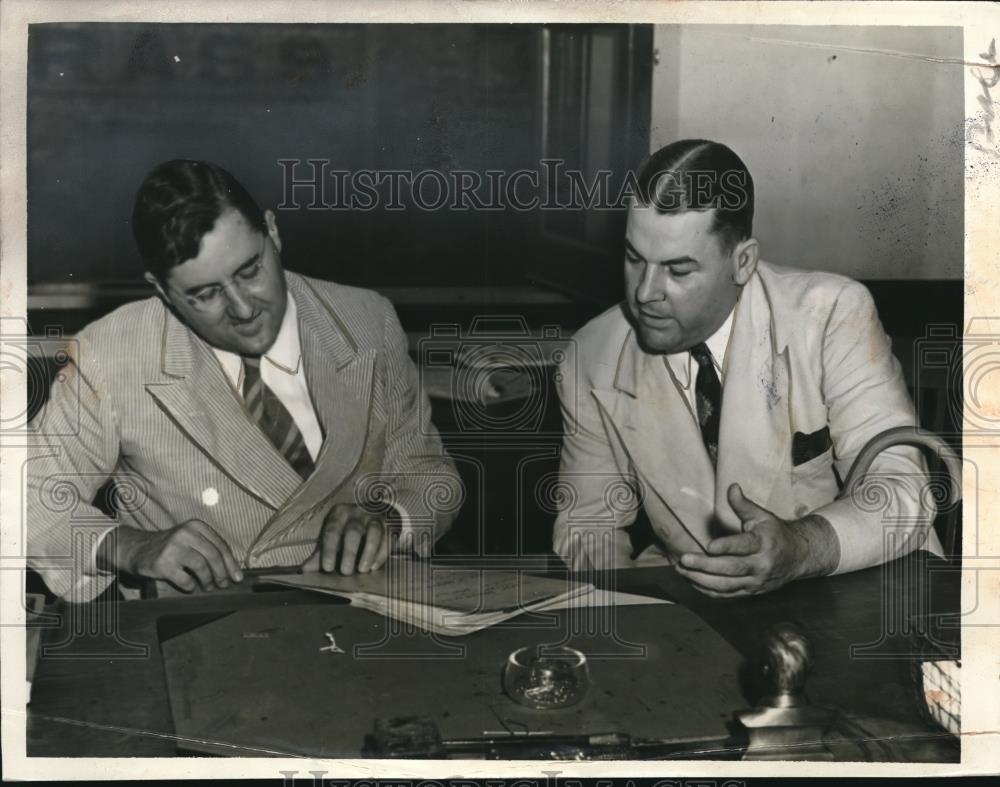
xmin=441 ymin=731 xmax=631 ymax=751
xmin=438 ymin=731 xmax=744 ymax=758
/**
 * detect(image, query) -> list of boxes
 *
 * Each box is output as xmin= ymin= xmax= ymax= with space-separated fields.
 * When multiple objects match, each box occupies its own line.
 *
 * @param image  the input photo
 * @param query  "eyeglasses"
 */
xmin=176 ymin=234 xmax=271 ymax=314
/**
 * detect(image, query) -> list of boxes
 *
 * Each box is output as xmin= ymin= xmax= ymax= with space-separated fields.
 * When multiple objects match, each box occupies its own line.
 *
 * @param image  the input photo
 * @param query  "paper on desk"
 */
xmin=537 ymin=587 xmax=673 ymax=610
xmin=256 ymin=560 xmax=594 ymax=636
xmin=259 ymin=560 xmax=590 ymax=612
xmin=338 ymin=587 xmax=669 ymax=636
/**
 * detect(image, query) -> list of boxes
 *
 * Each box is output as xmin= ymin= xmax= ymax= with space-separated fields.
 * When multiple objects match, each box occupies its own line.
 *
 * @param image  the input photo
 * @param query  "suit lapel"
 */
xmin=287 ymin=275 xmax=376 ymax=507
xmin=242 ymin=275 xmax=379 ymax=557
xmin=714 ymin=271 xmax=791 ymax=530
xmin=593 ymin=328 xmax=717 ymax=551
xmin=144 ymin=307 xmax=302 ymax=510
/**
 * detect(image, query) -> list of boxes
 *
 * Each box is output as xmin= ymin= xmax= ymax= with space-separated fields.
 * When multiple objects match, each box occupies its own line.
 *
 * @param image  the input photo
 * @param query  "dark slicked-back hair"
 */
xmin=132 ymin=160 xmax=266 ymax=280
xmin=634 ymin=139 xmax=754 ymax=251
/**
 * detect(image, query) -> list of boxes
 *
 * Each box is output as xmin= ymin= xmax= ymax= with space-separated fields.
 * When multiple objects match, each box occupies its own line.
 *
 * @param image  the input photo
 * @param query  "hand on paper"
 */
xmin=675 ymin=483 xmax=840 ymax=598
xmin=301 ymin=503 xmax=392 ymax=575
xmin=101 ymin=519 xmax=244 ymax=592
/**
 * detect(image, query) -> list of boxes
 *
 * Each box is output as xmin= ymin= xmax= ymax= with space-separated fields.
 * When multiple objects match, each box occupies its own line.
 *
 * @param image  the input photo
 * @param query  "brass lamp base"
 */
xmin=736 ymin=701 xmax=839 ymax=760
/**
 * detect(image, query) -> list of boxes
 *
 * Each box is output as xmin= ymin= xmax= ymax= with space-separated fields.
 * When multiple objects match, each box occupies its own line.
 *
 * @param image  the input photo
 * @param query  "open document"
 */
xmin=257 ymin=560 xmax=670 ymax=636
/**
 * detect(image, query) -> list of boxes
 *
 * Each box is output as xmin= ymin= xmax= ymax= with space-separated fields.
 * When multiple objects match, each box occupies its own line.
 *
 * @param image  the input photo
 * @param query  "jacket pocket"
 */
xmin=791 ymin=446 xmax=835 ymax=482
xmin=792 ymin=426 xmax=833 ymax=467
xmin=789 ymin=447 xmax=839 ymax=516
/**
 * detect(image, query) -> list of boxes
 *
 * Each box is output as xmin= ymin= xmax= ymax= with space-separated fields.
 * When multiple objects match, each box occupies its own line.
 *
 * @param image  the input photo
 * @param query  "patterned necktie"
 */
xmin=242 ymin=356 xmax=315 ymax=480
xmin=689 ymin=342 xmax=722 ymax=467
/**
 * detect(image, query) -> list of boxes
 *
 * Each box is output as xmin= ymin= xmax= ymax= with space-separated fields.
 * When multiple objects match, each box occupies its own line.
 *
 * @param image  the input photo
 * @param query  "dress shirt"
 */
xmin=664 ymin=304 xmax=736 ymax=420
xmin=212 ymin=291 xmax=410 ymax=537
xmin=211 ymin=293 xmax=324 ymax=461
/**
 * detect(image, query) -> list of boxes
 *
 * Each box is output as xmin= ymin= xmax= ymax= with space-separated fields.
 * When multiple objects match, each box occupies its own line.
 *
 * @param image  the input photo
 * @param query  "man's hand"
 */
xmin=100 ymin=520 xmax=244 ymax=593
xmin=675 ymin=483 xmax=840 ymax=598
xmin=301 ymin=503 xmax=392 ymax=575
xmin=560 ymin=530 xmax=619 ymax=573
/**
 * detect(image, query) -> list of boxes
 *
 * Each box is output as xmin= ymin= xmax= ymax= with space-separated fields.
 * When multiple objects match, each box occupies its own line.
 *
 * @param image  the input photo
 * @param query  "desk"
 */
xmin=26 ymin=551 xmax=960 ymax=759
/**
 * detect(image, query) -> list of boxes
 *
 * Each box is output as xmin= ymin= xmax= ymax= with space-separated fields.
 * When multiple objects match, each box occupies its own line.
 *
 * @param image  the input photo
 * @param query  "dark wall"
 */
xmin=28 ymin=23 xmax=652 ymax=294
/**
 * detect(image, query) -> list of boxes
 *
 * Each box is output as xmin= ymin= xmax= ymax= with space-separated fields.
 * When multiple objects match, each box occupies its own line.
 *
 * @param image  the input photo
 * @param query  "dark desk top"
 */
xmin=26 ymin=550 xmax=960 ymax=759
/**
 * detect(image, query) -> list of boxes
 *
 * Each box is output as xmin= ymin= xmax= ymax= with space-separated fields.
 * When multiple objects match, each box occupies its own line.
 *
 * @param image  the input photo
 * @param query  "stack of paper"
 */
xmin=258 ymin=560 xmax=596 ymax=636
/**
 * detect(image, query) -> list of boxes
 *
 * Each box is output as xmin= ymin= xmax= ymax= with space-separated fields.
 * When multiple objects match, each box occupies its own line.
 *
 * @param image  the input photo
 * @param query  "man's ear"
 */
xmin=264 ymin=209 xmax=282 ymax=254
xmin=730 ymin=237 xmax=760 ymax=286
xmin=144 ymin=271 xmax=169 ymax=302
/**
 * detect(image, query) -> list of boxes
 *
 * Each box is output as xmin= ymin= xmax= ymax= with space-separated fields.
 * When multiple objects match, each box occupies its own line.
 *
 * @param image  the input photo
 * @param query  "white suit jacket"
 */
xmin=27 ymin=272 xmax=460 ymax=601
xmin=552 ymin=261 xmax=941 ymax=574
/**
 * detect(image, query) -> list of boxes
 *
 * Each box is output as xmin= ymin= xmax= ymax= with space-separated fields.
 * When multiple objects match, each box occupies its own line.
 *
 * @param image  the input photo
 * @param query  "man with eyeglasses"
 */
xmin=27 ymin=159 xmax=460 ymax=601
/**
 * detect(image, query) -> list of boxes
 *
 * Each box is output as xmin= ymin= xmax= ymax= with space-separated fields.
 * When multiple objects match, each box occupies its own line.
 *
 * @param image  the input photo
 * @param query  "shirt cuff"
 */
xmin=389 ymin=500 xmax=439 ymax=558
xmin=390 ymin=501 xmax=416 ymax=553
xmin=812 ymin=496 xmax=935 ymax=575
xmin=553 ymin=523 xmax=635 ymax=569
xmin=86 ymin=526 xmax=118 ymax=577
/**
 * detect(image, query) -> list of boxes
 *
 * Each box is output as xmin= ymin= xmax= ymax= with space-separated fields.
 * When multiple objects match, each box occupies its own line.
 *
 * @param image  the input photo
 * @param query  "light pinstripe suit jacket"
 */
xmin=27 ymin=272 xmax=460 ymax=601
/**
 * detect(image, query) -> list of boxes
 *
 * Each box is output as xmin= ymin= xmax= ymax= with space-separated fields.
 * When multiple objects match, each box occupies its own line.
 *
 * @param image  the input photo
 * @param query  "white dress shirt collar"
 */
xmin=211 ymin=292 xmax=300 ymax=388
xmin=665 ymin=302 xmax=737 ymax=393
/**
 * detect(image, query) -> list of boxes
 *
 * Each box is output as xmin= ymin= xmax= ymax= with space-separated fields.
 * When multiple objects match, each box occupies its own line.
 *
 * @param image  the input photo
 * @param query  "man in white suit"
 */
xmin=27 ymin=160 xmax=460 ymax=601
xmin=553 ymin=139 xmax=939 ymax=596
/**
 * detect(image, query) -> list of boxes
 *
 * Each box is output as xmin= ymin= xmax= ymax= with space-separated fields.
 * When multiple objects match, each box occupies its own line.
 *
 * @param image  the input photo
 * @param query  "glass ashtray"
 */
xmin=502 ymin=645 xmax=589 ymax=709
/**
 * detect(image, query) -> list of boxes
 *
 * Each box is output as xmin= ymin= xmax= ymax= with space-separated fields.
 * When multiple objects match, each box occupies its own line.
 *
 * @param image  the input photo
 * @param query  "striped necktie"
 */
xmin=690 ymin=342 xmax=722 ymax=467
xmin=242 ymin=356 xmax=315 ymax=480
